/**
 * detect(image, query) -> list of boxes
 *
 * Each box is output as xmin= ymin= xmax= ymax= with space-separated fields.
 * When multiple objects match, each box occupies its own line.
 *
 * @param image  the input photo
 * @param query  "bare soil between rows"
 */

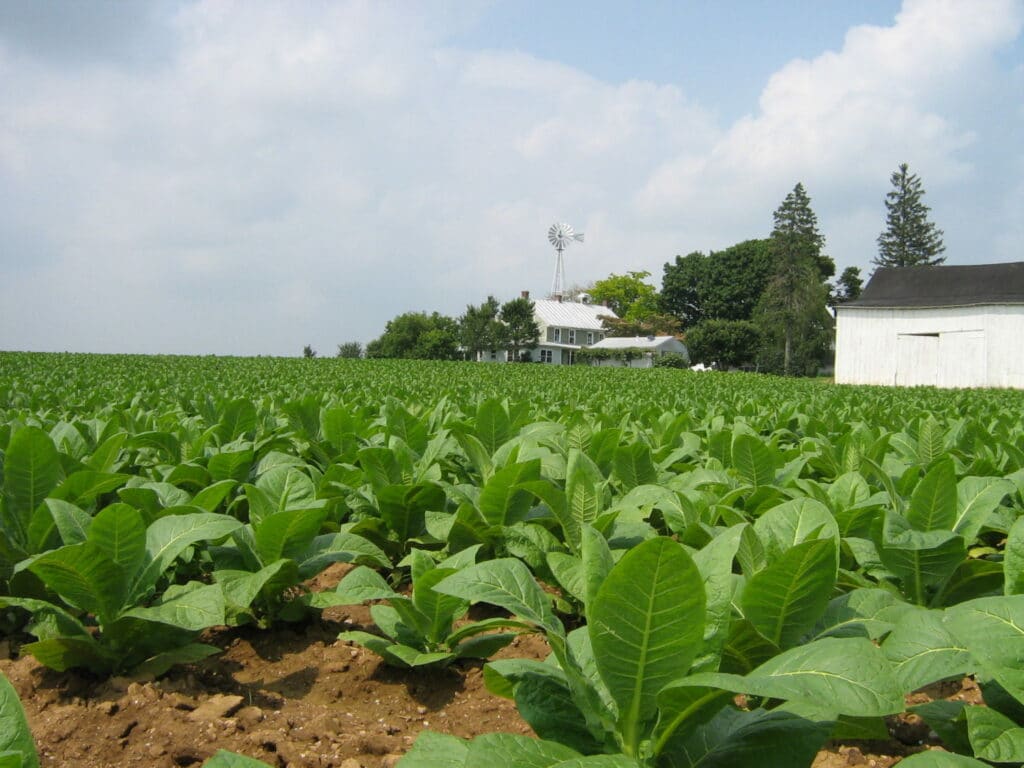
xmin=0 ymin=566 xmax=979 ymax=768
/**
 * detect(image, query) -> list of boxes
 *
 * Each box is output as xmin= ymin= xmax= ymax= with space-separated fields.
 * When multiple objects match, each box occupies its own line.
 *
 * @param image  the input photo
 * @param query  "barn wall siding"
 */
xmin=835 ymin=305 xmax=1024 ymax=389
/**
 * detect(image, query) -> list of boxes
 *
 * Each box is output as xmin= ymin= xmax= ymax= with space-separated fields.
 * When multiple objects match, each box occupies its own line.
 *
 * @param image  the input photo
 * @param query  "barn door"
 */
xmin=938 ymin=330 xmax=986 ymax=388
xmin=896 ymin=334 xmax=939 ymax=387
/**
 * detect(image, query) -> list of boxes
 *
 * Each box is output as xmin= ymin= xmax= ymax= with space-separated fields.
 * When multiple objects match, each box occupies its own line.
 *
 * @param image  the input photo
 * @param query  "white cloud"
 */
xmin=0 ymin=0 xmax=1021 ymax=355
xmin=636 ymin=0 xmax=1022 ymax=266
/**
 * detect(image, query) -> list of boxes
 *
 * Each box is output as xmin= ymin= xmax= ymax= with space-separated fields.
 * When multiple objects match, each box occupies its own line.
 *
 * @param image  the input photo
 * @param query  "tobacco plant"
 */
xmin=316 ymin=546 xmax=530 ymax=667
xmin=401 ymin=532 xmax=905 ymax=767
xmin=0 ymin=506 xmax=241 ymax=675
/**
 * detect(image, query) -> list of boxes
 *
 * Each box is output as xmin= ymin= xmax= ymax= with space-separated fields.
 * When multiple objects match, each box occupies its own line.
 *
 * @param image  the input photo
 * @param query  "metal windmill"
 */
xmin=548 ymin=222 xmax=584 ymax=299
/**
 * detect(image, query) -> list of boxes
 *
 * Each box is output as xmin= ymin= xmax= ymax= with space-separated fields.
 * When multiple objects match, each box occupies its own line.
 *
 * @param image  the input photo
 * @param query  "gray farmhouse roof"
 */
xmin=589 ymin=335 xmax=684 ymax=351
xmin=533 ymin=298 xmax=616 ymax=330
xmin=843 ymin=262 xmax=1024 ymax=309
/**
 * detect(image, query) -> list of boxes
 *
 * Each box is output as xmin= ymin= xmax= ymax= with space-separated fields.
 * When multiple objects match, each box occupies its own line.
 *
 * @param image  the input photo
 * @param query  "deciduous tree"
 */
xmin=365 ymin=312 xmax=460 ymax=360
xmin=588 ymin=271 xmax=659 ymax=319
xmin=500 ymin=297 xmax=540 ymax=362
xmin=685 ymin=320 xmax=761 ymax=368
xmin=660 ymin=240 xmax=776 ymax=327
xmin=458 ymin=296 xmax=510 ymax=361
xmin=336 ymin=341 xmax=363 ymax=358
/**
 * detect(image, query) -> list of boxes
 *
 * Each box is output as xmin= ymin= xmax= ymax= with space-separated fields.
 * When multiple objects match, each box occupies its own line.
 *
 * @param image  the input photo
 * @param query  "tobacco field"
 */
xmin=2 ymin=351 xmax=1024 ymax=768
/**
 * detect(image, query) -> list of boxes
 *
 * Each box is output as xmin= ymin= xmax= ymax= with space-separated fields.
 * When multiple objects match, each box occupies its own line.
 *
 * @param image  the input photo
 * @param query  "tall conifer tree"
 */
xmin=756 ymin=183 xmax=833 ymax=376
xmin=875 ymin=163 xmax=945 ymax=268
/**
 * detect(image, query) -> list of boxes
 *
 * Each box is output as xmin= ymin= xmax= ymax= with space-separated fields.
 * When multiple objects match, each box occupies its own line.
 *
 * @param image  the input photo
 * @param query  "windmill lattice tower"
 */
xmin=548 ymin=222 xmax=584 ymax=299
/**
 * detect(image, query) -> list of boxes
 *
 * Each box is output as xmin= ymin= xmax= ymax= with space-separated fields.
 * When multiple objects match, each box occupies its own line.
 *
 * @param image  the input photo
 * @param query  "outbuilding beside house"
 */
xmin=585 ymin=335 xmax=689 ymax=368
xmin=834 ymin=262 xmax=1024 ymax=389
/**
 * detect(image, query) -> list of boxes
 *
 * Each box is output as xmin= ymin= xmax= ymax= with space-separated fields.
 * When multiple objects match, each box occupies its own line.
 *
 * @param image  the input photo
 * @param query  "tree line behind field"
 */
xmin=341 ymin=163 xmax=943 ymax=375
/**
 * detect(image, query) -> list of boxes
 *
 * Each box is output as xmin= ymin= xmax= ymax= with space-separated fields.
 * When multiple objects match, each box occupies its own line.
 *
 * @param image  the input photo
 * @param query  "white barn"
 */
xmin=834 ymin=262 xmax=1024 ymax=389
xmin=586 ymin=335 xmax=689 ymax=368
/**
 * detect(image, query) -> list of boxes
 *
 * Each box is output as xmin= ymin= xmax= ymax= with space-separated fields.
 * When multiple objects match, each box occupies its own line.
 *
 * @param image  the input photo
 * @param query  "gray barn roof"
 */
xmin=843 ymin=262 xmax=1024 ymax=309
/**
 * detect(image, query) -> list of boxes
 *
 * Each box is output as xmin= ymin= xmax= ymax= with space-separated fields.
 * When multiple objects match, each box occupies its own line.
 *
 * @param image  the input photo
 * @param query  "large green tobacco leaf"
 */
xmin=954 ymin=476 xmax=1013 ymax=544
xmin=434 ymin=558 xmax=561 ymax=635
xmin=208 ymin=450 xmax=254 ymax=483
xmin=398 ymin=730 xmax=470 ymax=768
xmin=45 ymin=499 xmax=92 ymax=545
xmin=513 ymin=673 xmax=606 ymax=754
xmin=742 ymin=538 xmax=837 ymax=648
xmin=547 ymin=526 xmax=614 ymax=609
xmin=2 ymin=427 xmax=62 ymax=549
xmin=18 ymin=635 xmax=114 ymax=674
xmin=475 ymin=399 xmax=512 ymax=456
xmin=129 ymin=512 xmax=243 ymax=603
xmin=731 ymin=433 xmax=776 ymax=489
xmin=49 ymin=470 xmax=131 ymax=508
xmin=897 ymin=754 xmax=989 ymax=768
xmin=916 ymin=416 xmax=947 ymax=467
xmin=478 ymin=461 xmax=541 ymax=528
xmin=691 ymin=525 xmax=746 ymax=672
xmin=460 ymin=734 xmax=640 ymax=768
xmin=298 ymin=531 xmax=390 ymax=577
xmin=127 ymin=431 xmax=181 ymax=463
xmin=465 ymin=733 xmax=581 ymax=768
xmin=217 ymin=560 xmax=297 ymax=619
xmin=658 ymin=706 xmax=831 ymax=768
xmin=944 ymin=595 xmax=1024 ymax=702
xmin=564 ymin=451 xmax=605 ymax=546
xmin=878 ymin=512 xmax=965 ymax=605
xmin=202 ymin=750 xmax=275 ymax=768
xmin=253 ymin=508 xmax=327 ymax=564
xmin=358 ymin=447 xmax=405 ymax=491
xmin=753 ymin=498 xmax=838 ymax=563
xmin=906 ymin=459 xmax=957 ymax=532
xmin=589 ymin=537 xmax=705 ymax=752
xmin=122 ymin=581 xmax=226 ymax=631
xmin=881 ymin=607 xmax=970 ymax=692
xmin=1005 ymin=516 xmax=1024 ymax=595
xmin=376 ymin=483 xmax=441 ymax=543
xmin=216 ymin=398 xmax=258 ymax=441
xmin=412 ymin=568 xmax=469 ymax=645
xmin=88 ymin=503 xmax=146 ymax=574
xmin=964 ymin=705 xmax=1024 ymax=764
xmin=910 ymin=700 xmax=971 ymax=755
xmin=255 ymin=466 xmax=320 ymax=515
xmin=0 ymin=672 xmax=39 ymax=768
xmin=814 ymin=589 xmax=912 ymax=641
xmin=84 ymin=432 xmax=127 ymax=474
xmin=28 ymin=543 xmax=126 ymax=624
xmin=613 ymin=443 xmax=657 ymax=491
xmin=686 ymin=637 xmax=904 ymax=717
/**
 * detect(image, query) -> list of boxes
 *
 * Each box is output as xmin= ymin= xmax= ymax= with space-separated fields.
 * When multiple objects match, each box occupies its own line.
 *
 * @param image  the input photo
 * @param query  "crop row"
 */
xmin=2 ymin=352 xmax=1024 ymax=767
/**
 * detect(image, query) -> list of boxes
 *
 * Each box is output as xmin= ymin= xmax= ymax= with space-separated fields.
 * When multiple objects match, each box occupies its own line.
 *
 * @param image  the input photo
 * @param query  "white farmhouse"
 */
xmin=528 ymin=294 xmax=617 ymax=364
xmin=586 ymin=336 xmax=689 ymax=368
xmin=834 ymin=262 xmax=1024 ymax=389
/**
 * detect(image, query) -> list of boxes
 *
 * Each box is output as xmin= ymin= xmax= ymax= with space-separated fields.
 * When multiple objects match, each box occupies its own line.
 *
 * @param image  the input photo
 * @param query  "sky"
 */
xmin=1 ymin=0 xmax=1022 ymax=357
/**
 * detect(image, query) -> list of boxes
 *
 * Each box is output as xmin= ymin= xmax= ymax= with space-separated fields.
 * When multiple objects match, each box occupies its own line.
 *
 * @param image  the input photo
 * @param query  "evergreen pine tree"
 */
xmin=874 ymin=163 xmax=945 ymax=268
xmin=756 ymin=183 xmax=833 ymax=376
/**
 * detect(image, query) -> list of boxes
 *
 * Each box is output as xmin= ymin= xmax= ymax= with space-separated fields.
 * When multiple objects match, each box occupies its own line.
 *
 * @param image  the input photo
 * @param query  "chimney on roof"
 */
xmin=521 ymin=290 xmax=529 ymax=300
xmin=556 ymin=294 xmax=563 ymax=303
